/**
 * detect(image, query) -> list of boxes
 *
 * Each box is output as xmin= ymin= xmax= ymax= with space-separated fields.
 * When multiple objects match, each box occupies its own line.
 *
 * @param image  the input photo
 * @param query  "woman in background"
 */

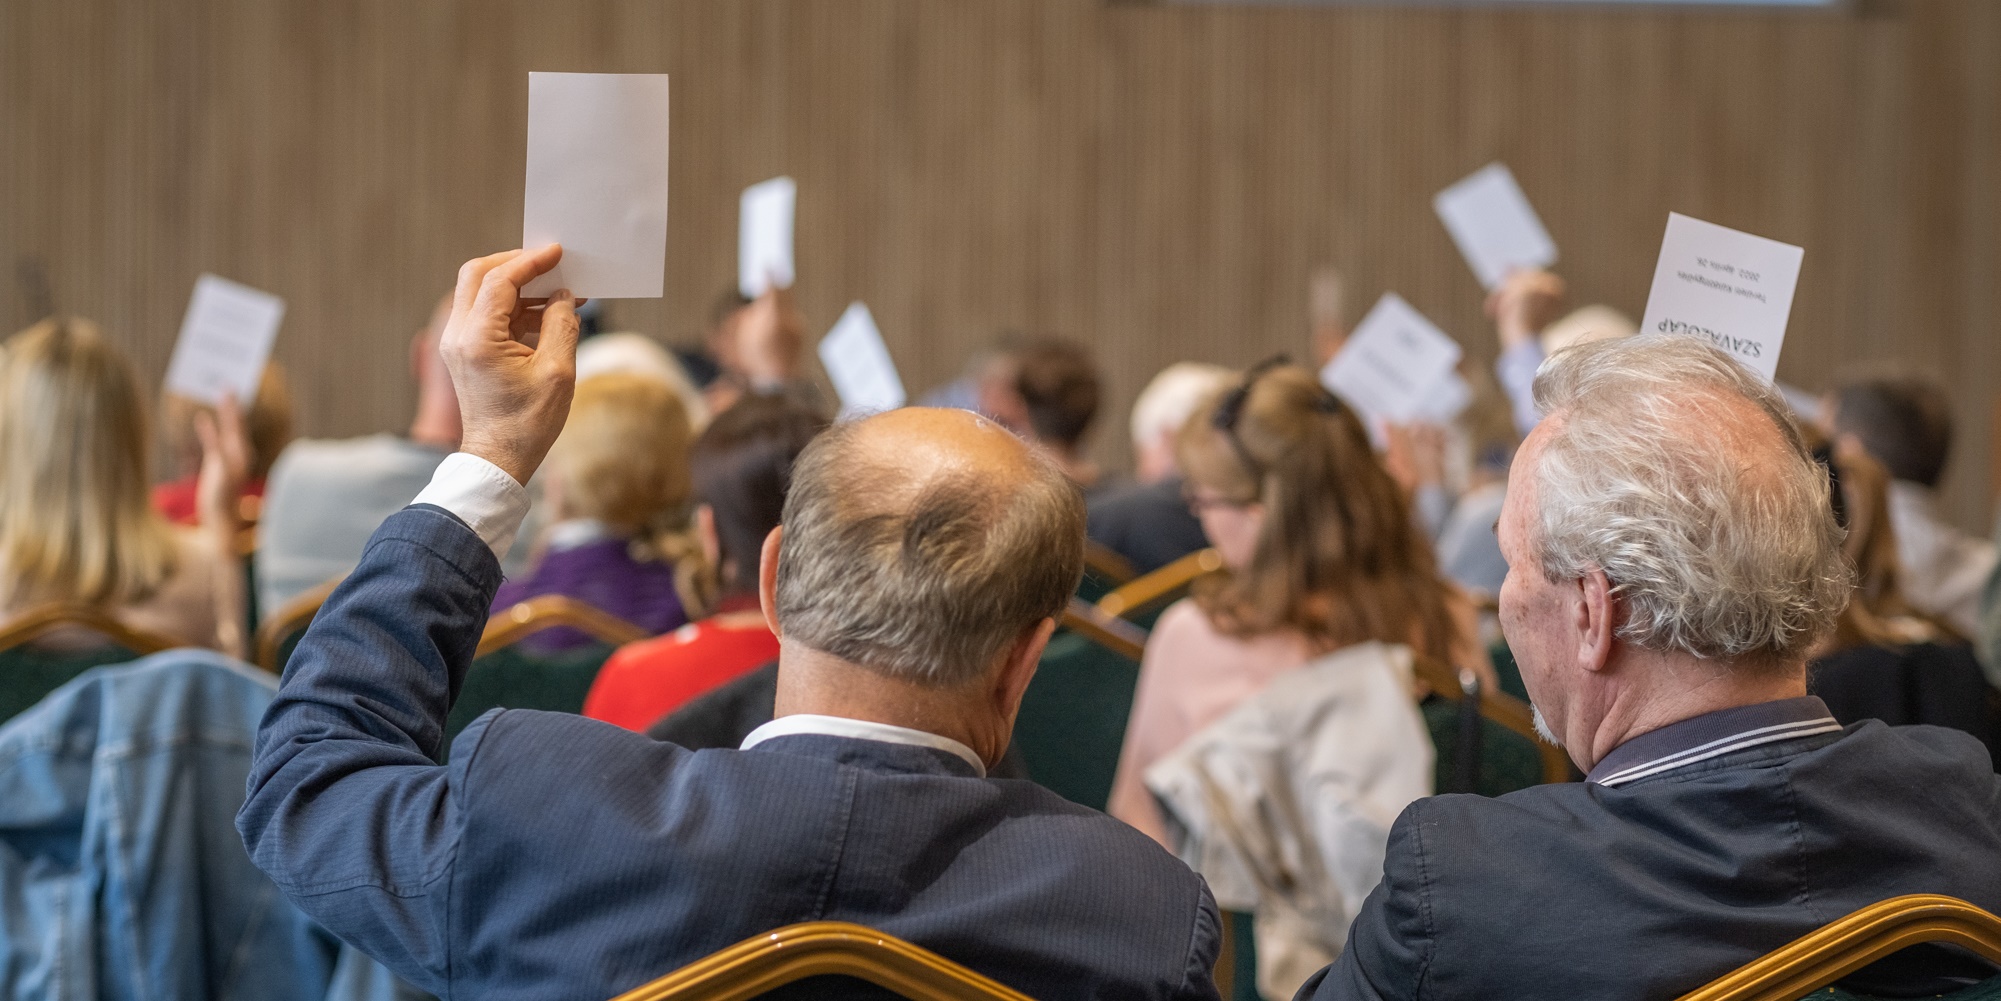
xmin=1108 ymin=361 xmax=1492 ymax=845
xmin=0 ymin=318 xmax=248 ymax=654
xmin=154 ymin=363 xmax=294 ymax=525
xmin=493 ymin=372 xmax=698 ymax=652
xmin=1807 ymin=438 xmax=2000 ymax=763
xmin=584 ymin=394 xmax=825 ymax=731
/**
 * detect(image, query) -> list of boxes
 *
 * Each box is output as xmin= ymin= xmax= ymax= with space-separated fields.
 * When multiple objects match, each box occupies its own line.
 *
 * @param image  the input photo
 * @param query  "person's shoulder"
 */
xmin=987 ymin=775 xmax=1212 ymax=881
xmin=1808 ymin=719 xmax=1999 ymax=787
xmin=269 ymin=435 xmax=446 ymax=486
xmin=1152 ymin=598 xmax=1215 ymax=641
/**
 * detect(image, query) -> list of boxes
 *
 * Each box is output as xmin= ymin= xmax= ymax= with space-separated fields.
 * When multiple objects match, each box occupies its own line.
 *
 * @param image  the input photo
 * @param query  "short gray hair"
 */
xmin=775 ymin=420 xmax=1085 ymax=685
xmin=1530 ymin=335 xmax=1849 ymax=667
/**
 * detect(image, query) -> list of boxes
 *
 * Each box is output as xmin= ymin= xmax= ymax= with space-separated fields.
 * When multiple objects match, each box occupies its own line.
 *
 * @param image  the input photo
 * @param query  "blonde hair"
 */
xmin=548 ymin=373 xmax=694 ymax=543
xmin=0 ymin=318 xmax=179 ymax=607
xmin=1179 ymin=364 xmax=1461 ymax=661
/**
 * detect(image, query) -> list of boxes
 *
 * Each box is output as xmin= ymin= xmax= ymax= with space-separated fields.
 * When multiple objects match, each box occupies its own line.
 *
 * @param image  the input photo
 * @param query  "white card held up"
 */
xmin=1434 ymin=163 xmax=1558 ymax=291
xmin=521 ymin=72 xmax=671 ymax=299
xmin=1411 ymin=370 xmax=1473 ymax=426
xmin=163 ymin=274 xmax=285 ymax=405
xmin=1321 ymin=293 xmax=1464 ymax=424
xmin=818 ymin=302 xmax=906 ymax=420
xmin=739 ymin=176 xmax=796 ymax=299
xmin=1637 ymin=213 xmax=1803 ymax=383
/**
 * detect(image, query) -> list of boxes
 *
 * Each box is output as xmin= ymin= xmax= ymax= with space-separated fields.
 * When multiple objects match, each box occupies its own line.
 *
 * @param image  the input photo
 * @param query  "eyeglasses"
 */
xmin=1182 ymin=482 xmax=1256 ymax=514
xmin=1209 ymin=354 xmax=1346 ymax=478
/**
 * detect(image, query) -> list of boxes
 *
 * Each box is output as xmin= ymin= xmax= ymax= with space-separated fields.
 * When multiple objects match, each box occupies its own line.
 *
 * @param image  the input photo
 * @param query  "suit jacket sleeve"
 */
xmin=235 ymin=504 xmax=501 ymax=994
xmin=1175 ymin=880 xmax=1226 ymax=1001
xmin=1294 ymin=801 xmax=1434 ymax=1001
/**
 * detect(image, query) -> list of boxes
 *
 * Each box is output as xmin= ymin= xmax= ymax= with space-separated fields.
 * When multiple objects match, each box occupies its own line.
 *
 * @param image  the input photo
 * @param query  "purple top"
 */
xmin=491 ymin=536 xmax=688 ymax=653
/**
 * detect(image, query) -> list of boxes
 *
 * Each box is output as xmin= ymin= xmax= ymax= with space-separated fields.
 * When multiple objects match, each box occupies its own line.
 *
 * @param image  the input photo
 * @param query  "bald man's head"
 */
xmin=775 ymin=408 xmax=1086 ymax=686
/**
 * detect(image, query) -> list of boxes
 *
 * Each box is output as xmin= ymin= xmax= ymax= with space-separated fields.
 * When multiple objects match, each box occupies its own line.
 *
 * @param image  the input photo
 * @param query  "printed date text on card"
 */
xmin=1321 ymin=293 xmax=1464 ymax=425
xmin=163 ymin=274 xmax=285 ymax=406
xmin=1637 ymin=212 xmax=1802 ymax=383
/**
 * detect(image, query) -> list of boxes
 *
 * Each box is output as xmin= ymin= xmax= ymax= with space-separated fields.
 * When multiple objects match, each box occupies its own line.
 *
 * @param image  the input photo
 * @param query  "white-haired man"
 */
xmin=1298 ymin=336 xmax=2001 ymax=999
xmin=1088 ymin=362 xmax=1236 ymax=573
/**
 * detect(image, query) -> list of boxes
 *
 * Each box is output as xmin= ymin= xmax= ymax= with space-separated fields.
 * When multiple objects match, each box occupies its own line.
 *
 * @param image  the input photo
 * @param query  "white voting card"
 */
xmin=818 ymin=302 xmax=906 ymax=420
xmin=521 ymin=72 xmax=671 ymax=298
xmin=1411 ymin=370 xmax=1473 ymax=426
xmin=1637 ymin=213 xmax=1803 ymax=383
xmin=1321 ymin=293 xmax=1464 ymax=424
xmin=163 ymin=274 xmax=285 ymax=405
xmin=739 ymin=176 xmax=796 ymax=299
xmin=1434 ymin=163 xmax=1558 ymax=291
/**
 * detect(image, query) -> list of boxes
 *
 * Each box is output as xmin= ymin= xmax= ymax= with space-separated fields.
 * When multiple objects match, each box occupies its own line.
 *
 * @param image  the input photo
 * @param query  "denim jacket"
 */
xmin=0 ymin=650 xmax=411 ymax=1001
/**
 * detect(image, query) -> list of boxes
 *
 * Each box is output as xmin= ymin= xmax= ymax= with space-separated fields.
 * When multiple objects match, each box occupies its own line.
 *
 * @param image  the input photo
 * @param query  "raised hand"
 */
xmin=439 ymin=244 xmax=582 ymax=485
xmin=194 ymin=393 xmax=251 ymax=534
xmin=1484 ymin=268 xmax=1568 ymax=350
xmin=731 ymin=285 xmax=806 ymax=388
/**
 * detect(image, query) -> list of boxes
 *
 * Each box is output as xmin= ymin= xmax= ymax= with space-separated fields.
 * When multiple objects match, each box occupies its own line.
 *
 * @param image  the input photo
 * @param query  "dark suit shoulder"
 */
xmin=1321 ymin=724 xmax=2001 ymax=1000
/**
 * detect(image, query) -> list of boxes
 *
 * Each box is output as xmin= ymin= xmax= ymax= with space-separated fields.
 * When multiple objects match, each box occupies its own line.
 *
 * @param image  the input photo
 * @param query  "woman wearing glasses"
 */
xmin=1107 ymin=361 xmax=1494 ymax=846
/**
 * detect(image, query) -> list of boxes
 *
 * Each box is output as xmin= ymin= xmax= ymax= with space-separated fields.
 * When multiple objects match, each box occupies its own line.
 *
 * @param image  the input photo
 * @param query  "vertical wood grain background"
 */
xmin=4 ymin=0 xmax=1996 ymax=528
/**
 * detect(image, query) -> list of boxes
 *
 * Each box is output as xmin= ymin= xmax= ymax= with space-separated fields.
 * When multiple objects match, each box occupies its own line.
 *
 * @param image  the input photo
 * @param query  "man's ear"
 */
xmin=992 ymin=617 xmax=1056 ymax=721
xmin=1575 ymin=567 xmax=1616 ymax=675
xmin=757 ymin=526 xmax=784 ymax=638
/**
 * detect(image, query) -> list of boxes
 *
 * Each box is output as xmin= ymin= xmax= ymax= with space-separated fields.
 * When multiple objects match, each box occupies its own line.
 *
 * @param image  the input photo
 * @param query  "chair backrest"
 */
xmin=1058 ymin=598 xmax=1147 ymax=662
xmin=1095 ymin=548 xmax=1223 ymax=625
xmin=1676 ymin=895 xmax=2001 ymax=1001
xmin=0 ymin=602 xmax=178 ymax=658
xmin=1411 ymin=654 xmax=1572 ymax=787
xmin=607 ymin=921 xmax=1037 ymax=1001
xmin=1012 ymin=628 xmax=1144 ymax=811
xmin=477 ymin=595 xmax=650 ymax=657
xmin=253 ymin=575 xmax=342 ymax=673
xmin=1082 ymin=541 xmax=1137 ymax=587
xmin=436 ymin=598 xmax=653 ymax=755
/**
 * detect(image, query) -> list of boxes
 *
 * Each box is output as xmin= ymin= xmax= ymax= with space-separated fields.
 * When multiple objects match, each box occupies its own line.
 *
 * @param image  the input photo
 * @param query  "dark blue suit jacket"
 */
xmin=1299 ymin=713 xmax=2001 ymax=1000
xmin=237 ymin=505 xmax=1221 ymax=1001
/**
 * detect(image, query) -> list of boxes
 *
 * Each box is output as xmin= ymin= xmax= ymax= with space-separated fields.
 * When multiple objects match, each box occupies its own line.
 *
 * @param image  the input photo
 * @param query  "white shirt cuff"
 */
xmin=410 ymin=452 xmax=532 ymax=562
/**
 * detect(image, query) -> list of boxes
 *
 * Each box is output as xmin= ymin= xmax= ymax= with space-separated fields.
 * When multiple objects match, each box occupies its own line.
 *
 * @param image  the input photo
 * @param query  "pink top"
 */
xmin=1107 ymin=598 xmax=1315 ymax=846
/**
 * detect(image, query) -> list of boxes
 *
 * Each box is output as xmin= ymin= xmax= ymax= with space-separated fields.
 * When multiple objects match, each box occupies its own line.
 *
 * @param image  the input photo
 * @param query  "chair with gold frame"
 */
xmin=1412 ymin=653 xmax=1573 ymax=790
xmin=1077 ymin=541 xmax=1138 ymax=604
xmin=1058 ymin=597 xmax=1146 ymax=662
xmin=440 ymin=596 xmax=653 ymax=752
xmin=253 ymin=576 xmax=342 ymax=673
xmin=607 ymin=921 xmax=1037 ymax=1001
xmin=1676 ymin=894 xmax=2001 ymax=1001
xmin=1095 ymin=548 xmax=1224 ymax=627
xmin=0 ymin=603 xmax=182 ymax=724
xmin=476 ymin=594 xmax=651 ymax=658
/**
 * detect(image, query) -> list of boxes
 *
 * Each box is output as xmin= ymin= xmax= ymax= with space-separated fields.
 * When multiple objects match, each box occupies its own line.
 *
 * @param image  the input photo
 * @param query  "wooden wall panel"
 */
xmin=3 ymin=0 xmax=1997 ymax=528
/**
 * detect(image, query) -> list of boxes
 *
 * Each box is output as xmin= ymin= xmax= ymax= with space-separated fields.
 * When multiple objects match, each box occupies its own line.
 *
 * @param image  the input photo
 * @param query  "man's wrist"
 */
xmin=457 ymin=435 xmax=535 ymax=488
xmin=411 ymin=452 xmax=534 ymax=560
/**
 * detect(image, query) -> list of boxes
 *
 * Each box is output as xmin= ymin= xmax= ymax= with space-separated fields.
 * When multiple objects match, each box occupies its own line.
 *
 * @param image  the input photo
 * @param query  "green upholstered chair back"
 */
xmin=442 ymin=642 xmax=619 ymax=754
xmin=1011 ymin=630 xmax=1142 ymax=811
xmin=0 ymin=643 xmax=144 ymax=725
xmin=1421 ymin=694 xmax=1546 ymax=797
xmin=1803 ymin=979 xmax=2001 ymax=1001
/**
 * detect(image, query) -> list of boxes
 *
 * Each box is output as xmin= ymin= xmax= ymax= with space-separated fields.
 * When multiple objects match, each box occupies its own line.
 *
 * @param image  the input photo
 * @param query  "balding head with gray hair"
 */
xmin=775 ymin=408 xmax=1086 ymax=687
xmin=1526 ymin=335 xmax=1850 ymax=669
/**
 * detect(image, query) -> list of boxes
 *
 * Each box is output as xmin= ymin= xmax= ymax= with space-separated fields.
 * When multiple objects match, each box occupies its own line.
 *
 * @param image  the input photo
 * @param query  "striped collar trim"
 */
xmin=1588 ymin=696 xmax=1842 ymax=788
